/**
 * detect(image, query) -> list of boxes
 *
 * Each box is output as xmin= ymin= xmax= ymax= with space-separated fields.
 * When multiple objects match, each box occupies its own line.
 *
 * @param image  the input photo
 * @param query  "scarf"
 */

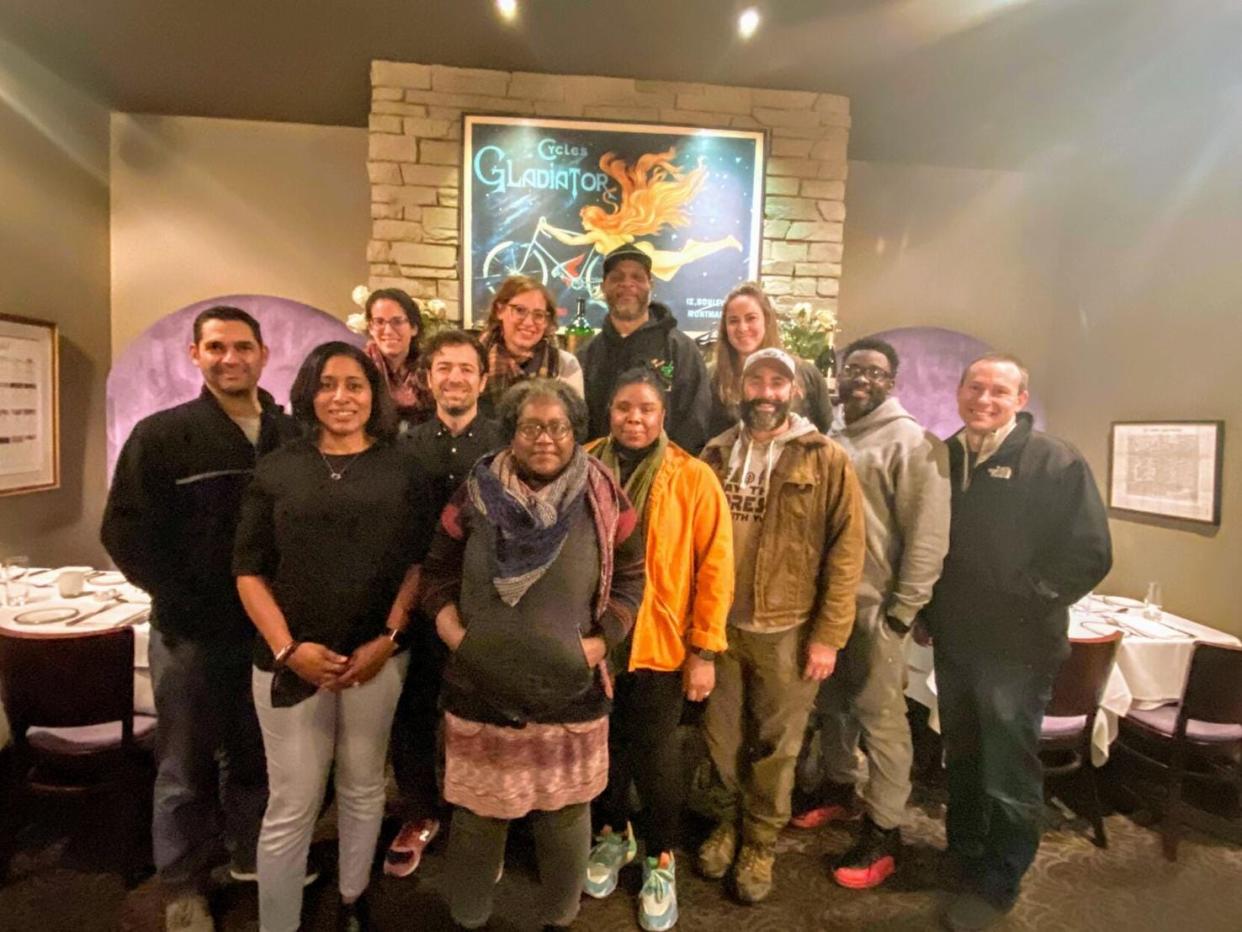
xmin=481 ymin=326 xmax=562 ymax=405
xmin=364 ymin=340 xmax=432 ymax=421
xmin=467 ymin=445 xmax=591 ymax=606
xmin=590 ymin=432 xmax=668 ymax=529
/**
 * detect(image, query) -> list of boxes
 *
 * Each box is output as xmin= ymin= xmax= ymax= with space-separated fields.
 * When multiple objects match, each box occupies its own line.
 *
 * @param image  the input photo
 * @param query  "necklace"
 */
xmin=318 ymin=444 xmax=370 ymax=481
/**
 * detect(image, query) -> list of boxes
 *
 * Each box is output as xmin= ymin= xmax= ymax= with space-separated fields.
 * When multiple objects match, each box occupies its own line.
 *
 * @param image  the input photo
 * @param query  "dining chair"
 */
xmin=0 ymin=626 xmax=156 ymax=883
xmin=1039 ymin=631 xmax=1123 ymax=848
xmin=1115 ymin=642 xmax=1242 ymax=860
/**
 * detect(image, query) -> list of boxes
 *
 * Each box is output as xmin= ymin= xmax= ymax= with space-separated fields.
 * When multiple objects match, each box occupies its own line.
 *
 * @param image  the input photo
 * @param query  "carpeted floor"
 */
xmin=4 ymin=770 xmax=1242 ymax=932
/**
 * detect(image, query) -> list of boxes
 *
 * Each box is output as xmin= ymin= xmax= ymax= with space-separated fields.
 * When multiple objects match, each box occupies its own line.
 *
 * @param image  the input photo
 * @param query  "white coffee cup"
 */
xmin=57 ymin=569 xmax=87 ymax=598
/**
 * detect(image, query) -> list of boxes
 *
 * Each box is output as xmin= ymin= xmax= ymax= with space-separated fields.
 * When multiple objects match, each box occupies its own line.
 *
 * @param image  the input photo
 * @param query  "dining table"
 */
xmin=0 ymin=567 xmax=153 ymax=749
xmin=905 ymin=593 xmax=1242 ymax=765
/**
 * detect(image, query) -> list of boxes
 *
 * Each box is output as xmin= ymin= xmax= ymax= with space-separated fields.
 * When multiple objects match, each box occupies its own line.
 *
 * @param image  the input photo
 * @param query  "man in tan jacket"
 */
xmin=698 ymin=348 xmax=866 ymax=904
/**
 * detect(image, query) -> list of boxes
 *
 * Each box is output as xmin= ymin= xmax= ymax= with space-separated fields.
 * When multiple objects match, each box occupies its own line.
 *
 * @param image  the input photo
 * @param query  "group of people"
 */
xmin=101 ymin=241 xmax=1112 ymax=932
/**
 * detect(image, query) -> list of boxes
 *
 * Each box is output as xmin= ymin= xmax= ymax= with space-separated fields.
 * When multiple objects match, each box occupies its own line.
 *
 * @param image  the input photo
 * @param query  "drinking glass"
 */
xmin=1143 ymin=581 xmax=1163 ymax=620
xmin=3 ymin=554 xmax=31 ymax=607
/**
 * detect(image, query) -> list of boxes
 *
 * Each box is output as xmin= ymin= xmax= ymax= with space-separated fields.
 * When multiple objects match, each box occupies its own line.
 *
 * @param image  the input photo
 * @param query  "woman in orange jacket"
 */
xmin=583 ymin=366 xmax=734 ymax=931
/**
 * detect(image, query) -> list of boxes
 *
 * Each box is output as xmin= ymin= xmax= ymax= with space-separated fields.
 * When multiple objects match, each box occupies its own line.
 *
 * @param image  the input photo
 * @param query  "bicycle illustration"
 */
xmin=481 ymin=216 xmax=606 ymax=307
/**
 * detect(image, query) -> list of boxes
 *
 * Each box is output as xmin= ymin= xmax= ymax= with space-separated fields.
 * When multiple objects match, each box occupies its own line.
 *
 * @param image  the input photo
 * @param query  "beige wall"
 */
xmin=0 ymin=50 xmax=111 ymax=567
xmin=110 ymin=114 xmax=370 ymax=357
xmin=838 ymin=160 xmax=1065 ymax=386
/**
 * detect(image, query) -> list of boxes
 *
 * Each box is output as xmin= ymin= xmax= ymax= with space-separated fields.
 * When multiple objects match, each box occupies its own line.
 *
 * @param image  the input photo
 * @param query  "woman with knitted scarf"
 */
xmin=419 ymin=378 xmax=644 ymax=930
xmin=477 ymin=275 xmax=584 ymax=419
xmin=583 ymin=367 xmax=734 ymax=931
xmin=362 ymin=287 xmax=434 ymax=429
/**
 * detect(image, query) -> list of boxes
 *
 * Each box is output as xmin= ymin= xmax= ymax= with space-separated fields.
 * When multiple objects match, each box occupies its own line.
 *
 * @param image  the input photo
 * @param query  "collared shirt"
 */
xmin=404 ymin=413 xmax=502 ymax=512
xmin=959 ymin=416 xmax=1018 ymax=489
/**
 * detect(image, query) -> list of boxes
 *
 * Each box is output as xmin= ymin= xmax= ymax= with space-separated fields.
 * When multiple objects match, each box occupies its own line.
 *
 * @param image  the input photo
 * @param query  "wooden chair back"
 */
xmin=1046 ymin=632 xmax=1123 ymax=718
xmin=1180 ymin=642 xmax=1242 ymax=728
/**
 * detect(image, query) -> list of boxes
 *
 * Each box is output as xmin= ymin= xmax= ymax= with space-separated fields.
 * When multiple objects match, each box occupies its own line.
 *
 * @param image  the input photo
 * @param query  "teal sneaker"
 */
xmin=639 ymin=852 xmax=678 ymax=931
xmin=584 ymin=822 xmax=637 ymax=898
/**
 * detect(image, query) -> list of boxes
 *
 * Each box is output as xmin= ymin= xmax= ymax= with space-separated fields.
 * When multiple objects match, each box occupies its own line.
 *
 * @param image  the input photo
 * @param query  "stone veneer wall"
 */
xmin=367 ymin=61 xmax=849 ymax=322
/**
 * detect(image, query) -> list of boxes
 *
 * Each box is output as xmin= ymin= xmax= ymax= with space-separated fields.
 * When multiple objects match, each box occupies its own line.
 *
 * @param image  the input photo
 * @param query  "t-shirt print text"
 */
xmin=724 ymin=478 xmax=766 ymax=523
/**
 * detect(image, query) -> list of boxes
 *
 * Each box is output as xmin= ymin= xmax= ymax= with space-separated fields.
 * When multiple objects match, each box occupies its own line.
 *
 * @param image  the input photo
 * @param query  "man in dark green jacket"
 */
xmin=925 ymin=353 xmax=1111 ymax=931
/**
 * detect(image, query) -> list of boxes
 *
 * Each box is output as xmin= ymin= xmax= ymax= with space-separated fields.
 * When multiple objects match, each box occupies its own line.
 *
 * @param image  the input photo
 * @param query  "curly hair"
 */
xmin=579 ymin=148 xmax=708 ymax=237
xmin=496 ymin=378 xmax=589 ymax=446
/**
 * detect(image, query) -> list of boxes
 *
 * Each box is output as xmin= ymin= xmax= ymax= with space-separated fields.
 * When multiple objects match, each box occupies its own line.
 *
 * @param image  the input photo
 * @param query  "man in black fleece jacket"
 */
xmin=924 ymin=353 xmax=1111 ymax=931
xmin=577 ymin=243 xmax=710 ymax=453
xmin=102 ymin=307 xmax=300 ymax=929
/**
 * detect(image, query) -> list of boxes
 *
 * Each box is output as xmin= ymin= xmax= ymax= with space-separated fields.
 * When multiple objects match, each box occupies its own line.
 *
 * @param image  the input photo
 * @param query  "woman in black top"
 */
xmin=234 ymin=341 xmax=435 ymax=932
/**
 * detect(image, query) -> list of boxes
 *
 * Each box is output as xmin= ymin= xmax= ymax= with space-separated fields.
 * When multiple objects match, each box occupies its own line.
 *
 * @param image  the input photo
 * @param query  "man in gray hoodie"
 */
xmin=793 ymin=337 xmax=950 ymax=889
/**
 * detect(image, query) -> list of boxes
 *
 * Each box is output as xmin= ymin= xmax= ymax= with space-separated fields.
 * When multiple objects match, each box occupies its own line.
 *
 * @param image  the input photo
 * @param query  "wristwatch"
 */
xmin=689 ymin=645 xmax=718 ymax=661
xmin=384 ymin=627 xmax=410 ymax=650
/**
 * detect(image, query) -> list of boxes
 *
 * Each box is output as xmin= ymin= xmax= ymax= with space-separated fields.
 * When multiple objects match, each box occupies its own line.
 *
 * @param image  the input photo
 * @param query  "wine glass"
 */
xmin=3 ymin=554 xmax=31 ymax=607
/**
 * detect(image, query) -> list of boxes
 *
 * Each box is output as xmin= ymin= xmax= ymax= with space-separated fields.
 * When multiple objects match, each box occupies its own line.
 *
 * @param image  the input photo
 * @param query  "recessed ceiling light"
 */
xmin=738 ymin=7 xmax=761 ymax=39
xmin=496 ymin=0 xmax=518 ymax=22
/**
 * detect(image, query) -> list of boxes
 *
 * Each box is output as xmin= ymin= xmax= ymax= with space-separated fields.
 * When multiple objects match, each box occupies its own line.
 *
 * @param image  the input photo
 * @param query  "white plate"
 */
xmin=12 ymin=606 xmax=80 ymax=625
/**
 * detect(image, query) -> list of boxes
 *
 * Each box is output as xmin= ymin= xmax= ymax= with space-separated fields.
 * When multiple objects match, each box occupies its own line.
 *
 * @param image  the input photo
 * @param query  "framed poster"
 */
xmin=462 ymin=115 xmax=765 ymax=334
xmin=0 ymin=314 xmax=59 ymax=496
xmin=1108 ymin=420 xmax=1224 ymax=525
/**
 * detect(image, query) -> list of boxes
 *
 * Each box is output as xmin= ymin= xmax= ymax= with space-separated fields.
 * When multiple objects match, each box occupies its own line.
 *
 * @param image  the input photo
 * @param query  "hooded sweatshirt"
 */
xmin=723 ymin=412 xmax=820 ymax=630
xmin=577 ymin=301 xmax=711 ymax=453
xmin=832 ymin=396 xmax=951 ymax=626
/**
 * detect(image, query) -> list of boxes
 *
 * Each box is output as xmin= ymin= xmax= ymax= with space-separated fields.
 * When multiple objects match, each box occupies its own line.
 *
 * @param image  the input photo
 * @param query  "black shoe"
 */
xmin=340 ymin=894 xmax=372 ymax=932
xmin=832 ymin=818 xmax=900 ymax=889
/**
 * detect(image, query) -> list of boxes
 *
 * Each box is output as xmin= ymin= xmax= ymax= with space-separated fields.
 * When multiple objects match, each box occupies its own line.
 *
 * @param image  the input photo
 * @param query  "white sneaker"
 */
xmin=165 ymin=892 xmax=214 ymax=932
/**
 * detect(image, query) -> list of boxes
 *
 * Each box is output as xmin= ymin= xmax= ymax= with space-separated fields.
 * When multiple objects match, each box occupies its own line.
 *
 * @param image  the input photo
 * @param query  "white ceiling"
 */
xmin=2 ymin=0 xmax=1239 ymax=168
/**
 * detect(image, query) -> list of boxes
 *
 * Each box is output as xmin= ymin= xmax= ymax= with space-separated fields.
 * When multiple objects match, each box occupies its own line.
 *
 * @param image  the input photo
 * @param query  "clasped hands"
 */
xmin=285 ymin=635 xmax=396 ymax=691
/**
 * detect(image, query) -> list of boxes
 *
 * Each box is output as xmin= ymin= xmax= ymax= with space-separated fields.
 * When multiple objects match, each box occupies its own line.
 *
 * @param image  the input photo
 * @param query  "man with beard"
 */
xmin=102 ymin=307 xmax=301 ymax=931
xmin=926 ymin=354 xmax=1110 ymax=930
xmin=577 ymin=243 xmax=711 ymax=452
xmin=792 ymin=338 xmax=950 ymax=890
xmin=386 ymin=330 xmax=500 ymax=877
xmin=698 ymin=348 xmax=865 ymax=904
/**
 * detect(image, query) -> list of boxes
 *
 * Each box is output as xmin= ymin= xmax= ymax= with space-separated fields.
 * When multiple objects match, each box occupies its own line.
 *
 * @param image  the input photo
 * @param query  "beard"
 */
xmin=607 ymin=296 xmax=649 ymax=322
xmin=741 ymin=397 xmax=792 ymax=433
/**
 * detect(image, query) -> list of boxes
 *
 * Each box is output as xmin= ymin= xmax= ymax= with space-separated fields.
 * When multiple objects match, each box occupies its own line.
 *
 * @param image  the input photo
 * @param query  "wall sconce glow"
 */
xmin=738 ymin=8 xmax=761 ymax=39
xmin=496 ymin=0 xmax=518 ymax=22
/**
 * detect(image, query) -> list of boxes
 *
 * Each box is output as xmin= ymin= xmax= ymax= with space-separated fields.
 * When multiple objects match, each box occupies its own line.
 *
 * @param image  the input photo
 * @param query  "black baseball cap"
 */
xmin=602 ymin=243 xmax=653 ymax=276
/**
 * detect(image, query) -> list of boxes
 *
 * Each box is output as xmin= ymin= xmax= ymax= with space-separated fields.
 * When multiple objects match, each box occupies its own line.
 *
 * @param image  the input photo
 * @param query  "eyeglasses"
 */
xmin=515 ymin=420 xmax=573 ymax=441
xmin=369 ymin=316 xmax=409 ymax=331
xmin=840 ymin=364 xmax=893 ymax=382
xmin=505 ymin=303 xmax=551 ymax=326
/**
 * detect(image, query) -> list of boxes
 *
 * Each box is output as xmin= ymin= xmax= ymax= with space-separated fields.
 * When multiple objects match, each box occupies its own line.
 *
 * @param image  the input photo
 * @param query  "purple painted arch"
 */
xmin=107 ymin=294 xmax=361 ymax=478
xmin=863 ymin=326 xmax=1044 ymax=441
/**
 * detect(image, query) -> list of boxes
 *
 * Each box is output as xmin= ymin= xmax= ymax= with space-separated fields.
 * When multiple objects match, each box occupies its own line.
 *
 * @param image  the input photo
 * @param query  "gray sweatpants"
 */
xmin=808 ymin=604 xmax=913 ymax=830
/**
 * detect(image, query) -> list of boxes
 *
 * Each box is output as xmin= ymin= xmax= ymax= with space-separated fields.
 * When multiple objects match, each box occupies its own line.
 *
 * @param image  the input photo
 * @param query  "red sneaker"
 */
xmin=789 ymin=802 xmax=860 ymax=830
xmin=384 ymin=818 xmax=441 ymax=878
xmin=831 ymin=819 xmax=899 ymax=889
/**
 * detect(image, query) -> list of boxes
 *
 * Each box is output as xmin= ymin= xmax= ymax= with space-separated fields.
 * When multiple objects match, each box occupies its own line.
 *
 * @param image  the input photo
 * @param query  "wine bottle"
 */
xmin=562 ymin=298 xmax=595 ymax=354
xmin=815 ymin=330 xmax=838 ymax=400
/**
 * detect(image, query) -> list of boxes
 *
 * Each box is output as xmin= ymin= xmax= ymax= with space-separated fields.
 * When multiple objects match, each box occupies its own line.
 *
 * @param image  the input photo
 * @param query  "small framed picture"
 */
xmin=1108 ymin=420 xmax=1224 ymax=526
xmin=0 ymin=314 xmax=60 ymax=497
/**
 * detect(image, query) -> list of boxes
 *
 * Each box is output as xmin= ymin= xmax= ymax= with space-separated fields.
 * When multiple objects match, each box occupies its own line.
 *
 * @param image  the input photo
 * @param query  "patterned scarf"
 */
xmin=467 ymin=445 xmax=590 ymax=606
xmin=588 ymin=432 xmax=668 ymax=531
xmin=364 ymin=340 xmax=433 ymax=421
xmin=481 ymin=325 xmax=562 ymax=407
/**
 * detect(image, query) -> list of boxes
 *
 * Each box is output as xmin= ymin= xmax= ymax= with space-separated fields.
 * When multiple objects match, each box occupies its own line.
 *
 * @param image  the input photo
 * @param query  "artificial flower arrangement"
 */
xmin=777 ymin=301 xmax=840 ymax=363
xmin=346 ymin=285 xmax=450 ymax=337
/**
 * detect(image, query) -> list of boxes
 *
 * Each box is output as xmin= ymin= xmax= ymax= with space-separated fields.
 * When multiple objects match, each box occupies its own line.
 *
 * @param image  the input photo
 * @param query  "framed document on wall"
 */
xmin=462 ymin=115 xmax=766 ymax=334
xmin=1108 ymin=420 xmax=1224 ymax=525
xmin=0 ymin=314 xmax=59 ymax=496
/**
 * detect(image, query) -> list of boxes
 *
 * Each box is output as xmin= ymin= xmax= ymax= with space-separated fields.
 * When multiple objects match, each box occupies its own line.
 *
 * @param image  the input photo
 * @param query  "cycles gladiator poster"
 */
xmin=462 ymin=115 xmax=765 ymax=334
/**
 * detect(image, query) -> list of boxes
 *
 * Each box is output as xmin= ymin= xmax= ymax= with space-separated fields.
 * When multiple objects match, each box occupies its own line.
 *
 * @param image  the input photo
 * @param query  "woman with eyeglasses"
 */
xmin=364 ymin=287 xmax=434 ymax=428
xmin=234 ymin=342 xmax=438 ymax=932
xmin=707 ymin=282 xmax=833 ymax=438
xmin=419 ymin=378 xmax=645 ymax=930
xmin=477 ymin=275 xmax=584 ymax=419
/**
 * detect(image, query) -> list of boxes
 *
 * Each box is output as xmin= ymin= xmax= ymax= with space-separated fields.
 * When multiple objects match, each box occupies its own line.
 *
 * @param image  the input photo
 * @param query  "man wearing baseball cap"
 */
xmin=697 ymin=347 xmax=865 ymax=904
xmin=577 ymin=243 xmax=712 ymax=452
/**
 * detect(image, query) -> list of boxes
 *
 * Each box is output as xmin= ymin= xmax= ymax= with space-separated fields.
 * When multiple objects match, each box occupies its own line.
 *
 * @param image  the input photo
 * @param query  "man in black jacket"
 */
xmin=102 ymin=307 xmax=300 ymax=931
xmin=577 ymin=243 xmax=711 ymax=452
xmin=923 ymin=353 xmax=1111 ymax=931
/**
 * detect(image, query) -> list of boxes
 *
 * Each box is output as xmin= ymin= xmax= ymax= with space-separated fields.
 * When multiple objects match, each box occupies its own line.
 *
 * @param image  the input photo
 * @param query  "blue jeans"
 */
xmin=148 ymin=628 xmax=267 ymax=889
xmin=934 ymin=640 xmax=1065 ymax=908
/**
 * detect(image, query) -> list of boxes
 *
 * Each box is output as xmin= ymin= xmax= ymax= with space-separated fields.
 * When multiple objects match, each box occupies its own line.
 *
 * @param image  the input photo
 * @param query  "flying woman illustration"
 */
xmin=539 ymin=147 xmax=742 ymax=282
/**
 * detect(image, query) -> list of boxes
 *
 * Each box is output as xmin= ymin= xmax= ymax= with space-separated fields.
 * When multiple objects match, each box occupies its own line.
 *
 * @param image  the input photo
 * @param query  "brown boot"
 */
xmin=733 ymin=841 xmax=776 ymax=904
xmin=697 ymin=821 xmax=738 ymax=880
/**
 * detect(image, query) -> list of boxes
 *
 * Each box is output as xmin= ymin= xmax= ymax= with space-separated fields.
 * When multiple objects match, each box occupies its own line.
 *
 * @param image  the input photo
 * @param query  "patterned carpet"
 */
xmin=4 ymin=751 xmax=1242 ymax=931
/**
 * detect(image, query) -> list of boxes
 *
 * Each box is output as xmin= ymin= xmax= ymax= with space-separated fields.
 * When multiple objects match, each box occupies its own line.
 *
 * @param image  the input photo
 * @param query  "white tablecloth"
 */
xmin=0 ymin=568 xmax=153 ymax=748
xmin=905 ymin=595 xmax=1241 ymax=765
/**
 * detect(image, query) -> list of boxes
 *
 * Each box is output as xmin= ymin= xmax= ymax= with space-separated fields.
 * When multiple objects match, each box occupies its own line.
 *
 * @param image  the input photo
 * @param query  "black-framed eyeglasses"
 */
xmin=840 ymin=364 xmax=893 ymax=382
xmin=515 ymin=420 xmax=573 ymax=441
